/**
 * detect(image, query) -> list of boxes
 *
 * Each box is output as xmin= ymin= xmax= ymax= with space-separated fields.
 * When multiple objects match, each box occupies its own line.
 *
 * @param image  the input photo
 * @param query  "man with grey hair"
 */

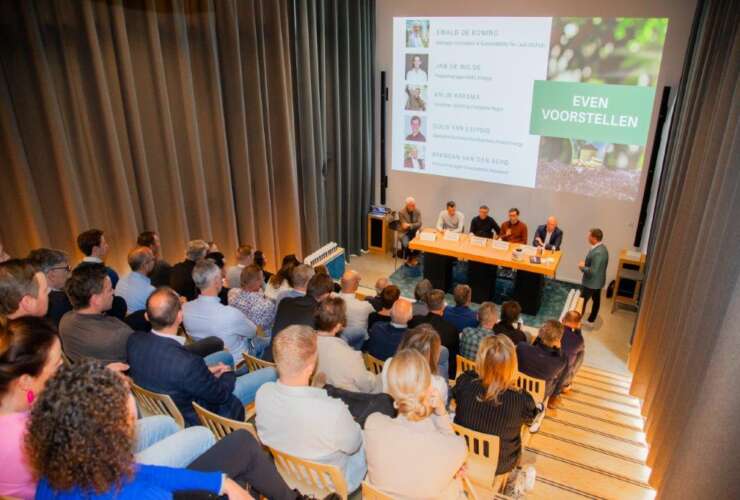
xmin=115 ymin=246 xmax=156 ymax=314
xmin=398 ymin=196 xmax=422 ymax=266
xmin=366 ymin=276 xmax=389 ymax=312
xmin=183 ymin=259 xmax=262 ymax=362
xmin=275 ymin=263 xmax=314 ymax=304
xmin=170 ymin=239 xmax=210 ymax=301
xmin=335 ymin=270 xmax=374 ymax=350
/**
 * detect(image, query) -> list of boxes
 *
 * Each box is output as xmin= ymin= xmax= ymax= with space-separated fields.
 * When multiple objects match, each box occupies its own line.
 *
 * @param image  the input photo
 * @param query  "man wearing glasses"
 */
xmin=26 ymin=248 xmax=70 ymax=327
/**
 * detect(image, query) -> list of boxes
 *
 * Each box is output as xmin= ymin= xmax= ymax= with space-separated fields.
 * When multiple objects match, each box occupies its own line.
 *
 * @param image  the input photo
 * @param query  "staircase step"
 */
xmin=528 ymin=477 xmax=602 ymax=499
xmin=538 ymin=419 xmax=648 ymax=462
xmin=567 ymin=386 xmax=641 ymax=407
xmin=571 ymin=377 xmax=633 ymax=396
xmin=528 ymin=433 xmax=652 ymax=484
xmin=579 ymin=365 xmax=632 ymax=382
xmin=560 ymin=392 xmax=643 ymax=417
xmin=556 ymin=399 xmax=644 ymax=429
xmin=574 ymin=372 xmax=632 ymax=390
xmin=544 ymin=410 xmax=646 ymax=442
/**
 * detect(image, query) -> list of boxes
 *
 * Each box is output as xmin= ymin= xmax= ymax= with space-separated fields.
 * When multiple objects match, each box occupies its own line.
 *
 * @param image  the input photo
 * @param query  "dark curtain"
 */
xmin=0 ymin=0 xmax=375 ymax=271
xmin=289 ymin=0 xmax=375 ymax=256
xmin=627 ymin=0 xmax=740 ymax=496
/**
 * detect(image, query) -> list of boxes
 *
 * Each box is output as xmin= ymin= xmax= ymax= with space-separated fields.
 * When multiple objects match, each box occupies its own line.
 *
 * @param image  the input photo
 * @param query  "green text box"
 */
xmin=529 ymin=81 xmax=656 ymax=145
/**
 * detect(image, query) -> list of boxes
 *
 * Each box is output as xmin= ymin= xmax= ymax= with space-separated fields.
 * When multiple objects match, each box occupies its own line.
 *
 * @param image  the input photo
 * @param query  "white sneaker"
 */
xmin=521 ymin=465 xmax=537 ymax=491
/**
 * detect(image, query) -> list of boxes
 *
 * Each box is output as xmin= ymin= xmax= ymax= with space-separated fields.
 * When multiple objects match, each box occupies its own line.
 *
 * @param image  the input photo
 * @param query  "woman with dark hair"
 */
xmin=26 ymin=360 xmax=314 ymax=500
xmin=493 ymin=300 xmax=527 ymax=345
xmin=253 ymin=251 xmax=272 ymax=283
xmin=265 ymin=254 xmax=299 ymax=300
xmin=367 ymin=285 xmax=401 ymax=329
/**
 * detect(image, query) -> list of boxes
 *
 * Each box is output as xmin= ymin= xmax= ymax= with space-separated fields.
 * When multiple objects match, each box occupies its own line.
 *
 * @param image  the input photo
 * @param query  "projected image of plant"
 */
xmin=535 ymin=17 xmax=668 ymax=201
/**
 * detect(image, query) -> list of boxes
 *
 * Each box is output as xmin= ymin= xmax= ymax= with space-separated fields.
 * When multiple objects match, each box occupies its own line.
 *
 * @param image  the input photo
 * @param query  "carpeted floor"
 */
xmin=389 ymin=261 xmax=579 ymax=327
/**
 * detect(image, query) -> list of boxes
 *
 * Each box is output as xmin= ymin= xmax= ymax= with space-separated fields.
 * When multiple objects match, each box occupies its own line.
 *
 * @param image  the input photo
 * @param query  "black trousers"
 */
xmin=178 ymin=430 xmax=297 ymax=500
xmin=324 ymin=384 xmax=396 ymax=427
xmin=581 ymin=287 xmax=602 ymax=322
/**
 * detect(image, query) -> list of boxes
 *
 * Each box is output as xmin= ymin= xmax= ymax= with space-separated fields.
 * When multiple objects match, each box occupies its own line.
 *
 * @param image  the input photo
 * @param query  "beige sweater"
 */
xmin=316 ymin=335 xmax=380 ymax=393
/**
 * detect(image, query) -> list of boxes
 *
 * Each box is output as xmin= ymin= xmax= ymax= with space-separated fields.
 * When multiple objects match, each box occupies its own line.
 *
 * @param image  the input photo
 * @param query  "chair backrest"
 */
xmin=514 ymin=371 xmax=547 ymax=405
xmin=192 ymin=401 xmax=259 ymax=442
xmin=61 ymin=350 xmax=74 ymax=367
xmin=452 ymin=422 xmax=500 ymax=493
xmin=363 ymin=352 xmax=385 ymax=375
xmin=456 ymin=354 xmax=476 ymax=377
xmin=131 ymin=383 xmax=185 ymax=428
xmin=242 ymin=352 xmax=276 ymax=373
xmin=361 ymin=481 xmax=393 ymax=500
xmin=267 ymin=446 xmax=348 ymax=499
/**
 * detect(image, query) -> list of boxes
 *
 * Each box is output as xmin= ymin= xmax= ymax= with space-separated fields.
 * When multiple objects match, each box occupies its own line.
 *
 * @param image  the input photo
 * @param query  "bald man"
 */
xmin=365 ymin=299 xmax=413 ymax=361
xmin=533 ymin=216 xmax=563 ymax=251
xmin=366 ymin=277 xmax=389 ymax=312
xmin=336 ymin=270 xmax=375 ymax=349
xmin=115 ymin=246 xmax=156 ymax=314
xmin=398 ymin=196 xmax=422 ymax=265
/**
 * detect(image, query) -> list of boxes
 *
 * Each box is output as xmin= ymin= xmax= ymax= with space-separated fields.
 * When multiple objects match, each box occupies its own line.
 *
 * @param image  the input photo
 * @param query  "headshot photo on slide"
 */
xmin=404 ymin=144 xmax=425 ymax=170
xmin=405 ymin=115 xmax=427 ymax=142
xmin=405 ymin=85 xmax=427 ymax=111
xmin=406 ymin=19 xmax=430 ymax=48
xmin=405 ymin=54 xmax=428 ymax=83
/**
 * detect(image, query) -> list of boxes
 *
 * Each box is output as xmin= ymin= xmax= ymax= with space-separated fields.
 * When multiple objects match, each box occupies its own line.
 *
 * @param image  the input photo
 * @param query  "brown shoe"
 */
xmin=547 ymin=395 xmax=562 ymax=410
xmin=560 ymin=385 xmax=572 ymax=395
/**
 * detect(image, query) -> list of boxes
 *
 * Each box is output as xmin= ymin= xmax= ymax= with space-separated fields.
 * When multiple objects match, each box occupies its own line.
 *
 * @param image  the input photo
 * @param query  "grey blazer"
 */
xmin=581 ymin=244 xmax=609 ymax=289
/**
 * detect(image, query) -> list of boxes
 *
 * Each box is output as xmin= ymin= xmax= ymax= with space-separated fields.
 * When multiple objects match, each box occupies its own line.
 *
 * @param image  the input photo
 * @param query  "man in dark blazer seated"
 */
xmin=263 ymin=272 xmax=335 ymax=361
xmin=127 ymin=287 xmax=276 ymax=427
xmin=516 ymin=320 xmax=567 ymax=406
xmin=408 ymin=289 xmax=459 ymax=379
xmin=533 ymin=216 xmax=563 ymax=251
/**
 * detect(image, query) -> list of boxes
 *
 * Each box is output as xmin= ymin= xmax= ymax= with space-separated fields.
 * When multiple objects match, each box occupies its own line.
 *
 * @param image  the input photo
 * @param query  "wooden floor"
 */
xmin=524 ymin=365 xmax=654 ymax=500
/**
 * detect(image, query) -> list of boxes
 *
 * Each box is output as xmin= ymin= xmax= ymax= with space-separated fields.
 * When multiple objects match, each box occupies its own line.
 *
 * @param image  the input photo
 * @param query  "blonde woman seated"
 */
xmin=364 ymin=349 xmax=468 ymax=499
xmin=452 ymin=335 xmax=540 ymax=475
xmin=315 ymin=297 xmax=380 ymax=393
xmin=380 ymin=323 xmax=448 ymax=403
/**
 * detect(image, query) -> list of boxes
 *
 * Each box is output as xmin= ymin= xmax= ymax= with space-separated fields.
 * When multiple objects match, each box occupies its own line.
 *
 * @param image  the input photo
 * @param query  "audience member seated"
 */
xmin=314 ymin=264 xmax=341 ymax=293
xmin=364 ymin=349 xmax=467 ymax=498
xmin=59 ymin=264 xmax=132 ymax=366
xmin=115 ymin=246 xmax=156 ymax=314
xmin=230 ymin=264 xmax=277 ymax=337
xmin=516 ymin=320 xmax=567 ymax=403
xmin=435 ymin=200 xmax=465 ymax=233
xmin=76 ymin=228 xmax=119 ymax=287
xmin=459 ymin=301 xmax=498 ymax=360
xmin=253 ymin=250 xmax=272 ymax=283
xmin=367 ymin=284 xmax=400 ymax=329
xmin=137 ymin=230 xmax=172 ymax=287
xmin=0 ymin=259 xmax=48 ymax=322
xmin=184 ymin=260 xmax=260 ymax=361
xmin=444 ymin=284 xmax=479 ymax=331
xmin=129 ymin=288 xmax=276 ymax=427
xmin=315 ymin=297 xmax=379 ymax=393
xmin=366 ymin=277 xmax=388 ymax=312
xmin=27 ymin=360 xmax=301 ymax=500
xmin=266 ymin=273 xmax=335 ymax=361
xmin=494 ymin=300 xmax=527 ymax=345
xmin=380 ymin=324 xmax=448 ymax=403
xmin=170 ymin=239 xmax=209 ymax=301
xmin=265 ymin=254 xmax=300 ymax=301
xmin=559 ymin=310 xmax=585 ymax=393
xmin=365 ymin=299 xmax=412 ymax=361
xmin=336 ymin=270 xmax=374 ymax=350
xmin=256 ymin=325 xmax=366 ymax=493
xmin=533 ymin=216 xmax=563 ymax=251
xmin=226 ymin=244 xmax=253 ymax=289
xmin=499 ymin=208 xmax=528 ymax=244
xmin=26 ymin=249 xmax=70 ymax=327
xmin=205 ymin=251 xmax=232 ymax=305
xmin=412 ymin=278 xmax=433 ymax=317
xmin=0 ymin=317 xmax=220 ymax=499
xmin=453 ymin=335 xmax=540 ymax=475
xmin=276 ymin=263 xmax=314 ymax=304
xmin=409 ymin=289 xmax=460 ymax=379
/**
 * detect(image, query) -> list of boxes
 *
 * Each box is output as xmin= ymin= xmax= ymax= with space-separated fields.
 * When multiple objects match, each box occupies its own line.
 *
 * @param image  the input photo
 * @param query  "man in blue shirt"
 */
xmin=365 ymin=299 xmax=413 ymax=361
xmin=115 ymin=246 xmax=156 ymax=314
xmin=444 ymin=284 xmax=479 ymax=332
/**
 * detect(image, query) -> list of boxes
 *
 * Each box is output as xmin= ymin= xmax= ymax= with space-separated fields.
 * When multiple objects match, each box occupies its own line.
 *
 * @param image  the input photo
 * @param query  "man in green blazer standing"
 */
xmin=579 ymin=228 xmax=609 ymax=324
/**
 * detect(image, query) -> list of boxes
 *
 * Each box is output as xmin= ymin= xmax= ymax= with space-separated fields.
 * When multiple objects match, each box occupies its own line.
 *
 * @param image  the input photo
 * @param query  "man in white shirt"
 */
xmin=115 ymin=246 xmax=156 ymax=314
xmin=435 ymin=200 xmax=465 ymax=233
xmin=405 ymin=55 xmax=427 ymax=83
xmin=335 ymin=270 xmax=374 ymax=350
xmin=275 ymin=264 xmax=314 ymax=304
xmin=183 ymin=260 xmax=263 ymax=362
xmin=256 ymin=325 xmax=366 ymax=492
xmin=225 ymin=244 xmax=253 ymax=290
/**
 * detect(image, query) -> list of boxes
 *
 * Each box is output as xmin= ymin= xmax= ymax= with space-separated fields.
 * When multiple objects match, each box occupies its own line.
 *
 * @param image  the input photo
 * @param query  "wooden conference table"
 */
xmin=409 ymin=229 xmax=563 ymax=314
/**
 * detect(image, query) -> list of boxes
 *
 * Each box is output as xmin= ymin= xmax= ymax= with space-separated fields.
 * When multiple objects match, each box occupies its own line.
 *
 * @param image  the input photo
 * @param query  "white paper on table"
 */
xmin=626 ymin=250 xmax=642 ymax=260
xmin=491 ymin=240 xmax=509 ymax=251
xmin=443 ymin=231 xmax=460 ymax=242
xmin=469 ymin=236 xmax=487 ymax=247
xmin=420 ymin=232 xmax=436 ymax=242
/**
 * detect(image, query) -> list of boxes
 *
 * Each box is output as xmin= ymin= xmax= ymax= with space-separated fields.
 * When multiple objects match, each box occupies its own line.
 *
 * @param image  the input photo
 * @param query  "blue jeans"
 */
xmin=344 ymin=445 xmax=368 ymax=493
xmin=233 ymin=367 xmax=277 ymax=405
xmin=134 ymin=416 xmax=215 ymax=467
xmin=438 ymin=346 xmax=450 ymax=379
xmin=203 ymin=350 xmax=234 ymax=368
xmin=341 ymin=327 xmax=368 ymax=351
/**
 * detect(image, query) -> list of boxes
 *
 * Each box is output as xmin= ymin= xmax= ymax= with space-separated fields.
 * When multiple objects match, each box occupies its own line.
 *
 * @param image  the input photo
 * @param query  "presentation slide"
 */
xmin=392 ymin=17 xmax=669 ymax=202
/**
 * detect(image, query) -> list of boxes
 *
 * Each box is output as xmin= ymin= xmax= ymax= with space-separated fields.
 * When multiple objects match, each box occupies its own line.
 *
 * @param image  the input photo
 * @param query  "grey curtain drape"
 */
xmin=627 ymin=0 xmax=740 ymax=496
xmin=0 ymin=0 xmax=375 ymax=271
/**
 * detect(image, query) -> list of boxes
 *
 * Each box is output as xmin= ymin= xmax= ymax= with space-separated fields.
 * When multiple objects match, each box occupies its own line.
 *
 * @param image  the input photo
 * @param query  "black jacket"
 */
xmin=409 ymin=312 xmax=460 ymax=378
xmin=264 ymin=295 xmax=318 ymax=361
xmin=169 ymin=259 xmax=198 ymax=301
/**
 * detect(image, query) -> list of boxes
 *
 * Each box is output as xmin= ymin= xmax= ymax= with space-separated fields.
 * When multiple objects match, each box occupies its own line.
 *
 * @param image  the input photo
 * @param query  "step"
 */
xmin=556 ymin=399 xmax=645 ymax=430
xmin=544 ymin=410 xmax=647 ymax=442
xmin=529 ymin=476 xmax=602 ymax=500
xmin=528 ymin=453 xmax=655 ymax=500
xmin=574 ymin=372 xmax=632 ymax=390
xmin=566 ymin=386 xmax=641 ymax=407
xmin=579 ymin=365 xmax=632 ymax=382
xmin=538 ymin=420 xmax=648 ymax=462
xmin=560 ymin=392 xmax=643 ymax=417
xmin=571 ymin=377 xmax=633 ymax=396
xmin=528 ymin=433 xmax=652 ymax=484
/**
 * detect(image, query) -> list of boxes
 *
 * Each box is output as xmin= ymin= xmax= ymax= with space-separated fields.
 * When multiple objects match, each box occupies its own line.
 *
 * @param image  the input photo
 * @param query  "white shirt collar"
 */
xmin=82 ymin=256 xmax=103 ymax=264
xmin=151 ymin=329 xmax=186 ymax=345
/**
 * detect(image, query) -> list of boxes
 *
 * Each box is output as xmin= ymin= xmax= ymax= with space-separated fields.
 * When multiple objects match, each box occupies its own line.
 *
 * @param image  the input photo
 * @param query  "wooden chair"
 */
xmin=242 ymin=352 xmax=276 ymax=373
xmin=192 ymin=401 xmax=259 ymax=442
xmin=61 ymin=350 xmax=74 ymax=367
xmin=456 ymin=354 xmax=476 ymax=377
xmin=363 ymin=352 xmax=384 ymax=375
xmin=452 ymin=423 xmax=508 ymax=495
xmin=267 ymin=446 xmax=348 ymax=499
xmin=362 ymin=477 xmax=479 ymax=500
xmin=131 ymin=383 xmax=185 ymax=428
xmin=514 ymin=371 xmax=547 ymax=406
